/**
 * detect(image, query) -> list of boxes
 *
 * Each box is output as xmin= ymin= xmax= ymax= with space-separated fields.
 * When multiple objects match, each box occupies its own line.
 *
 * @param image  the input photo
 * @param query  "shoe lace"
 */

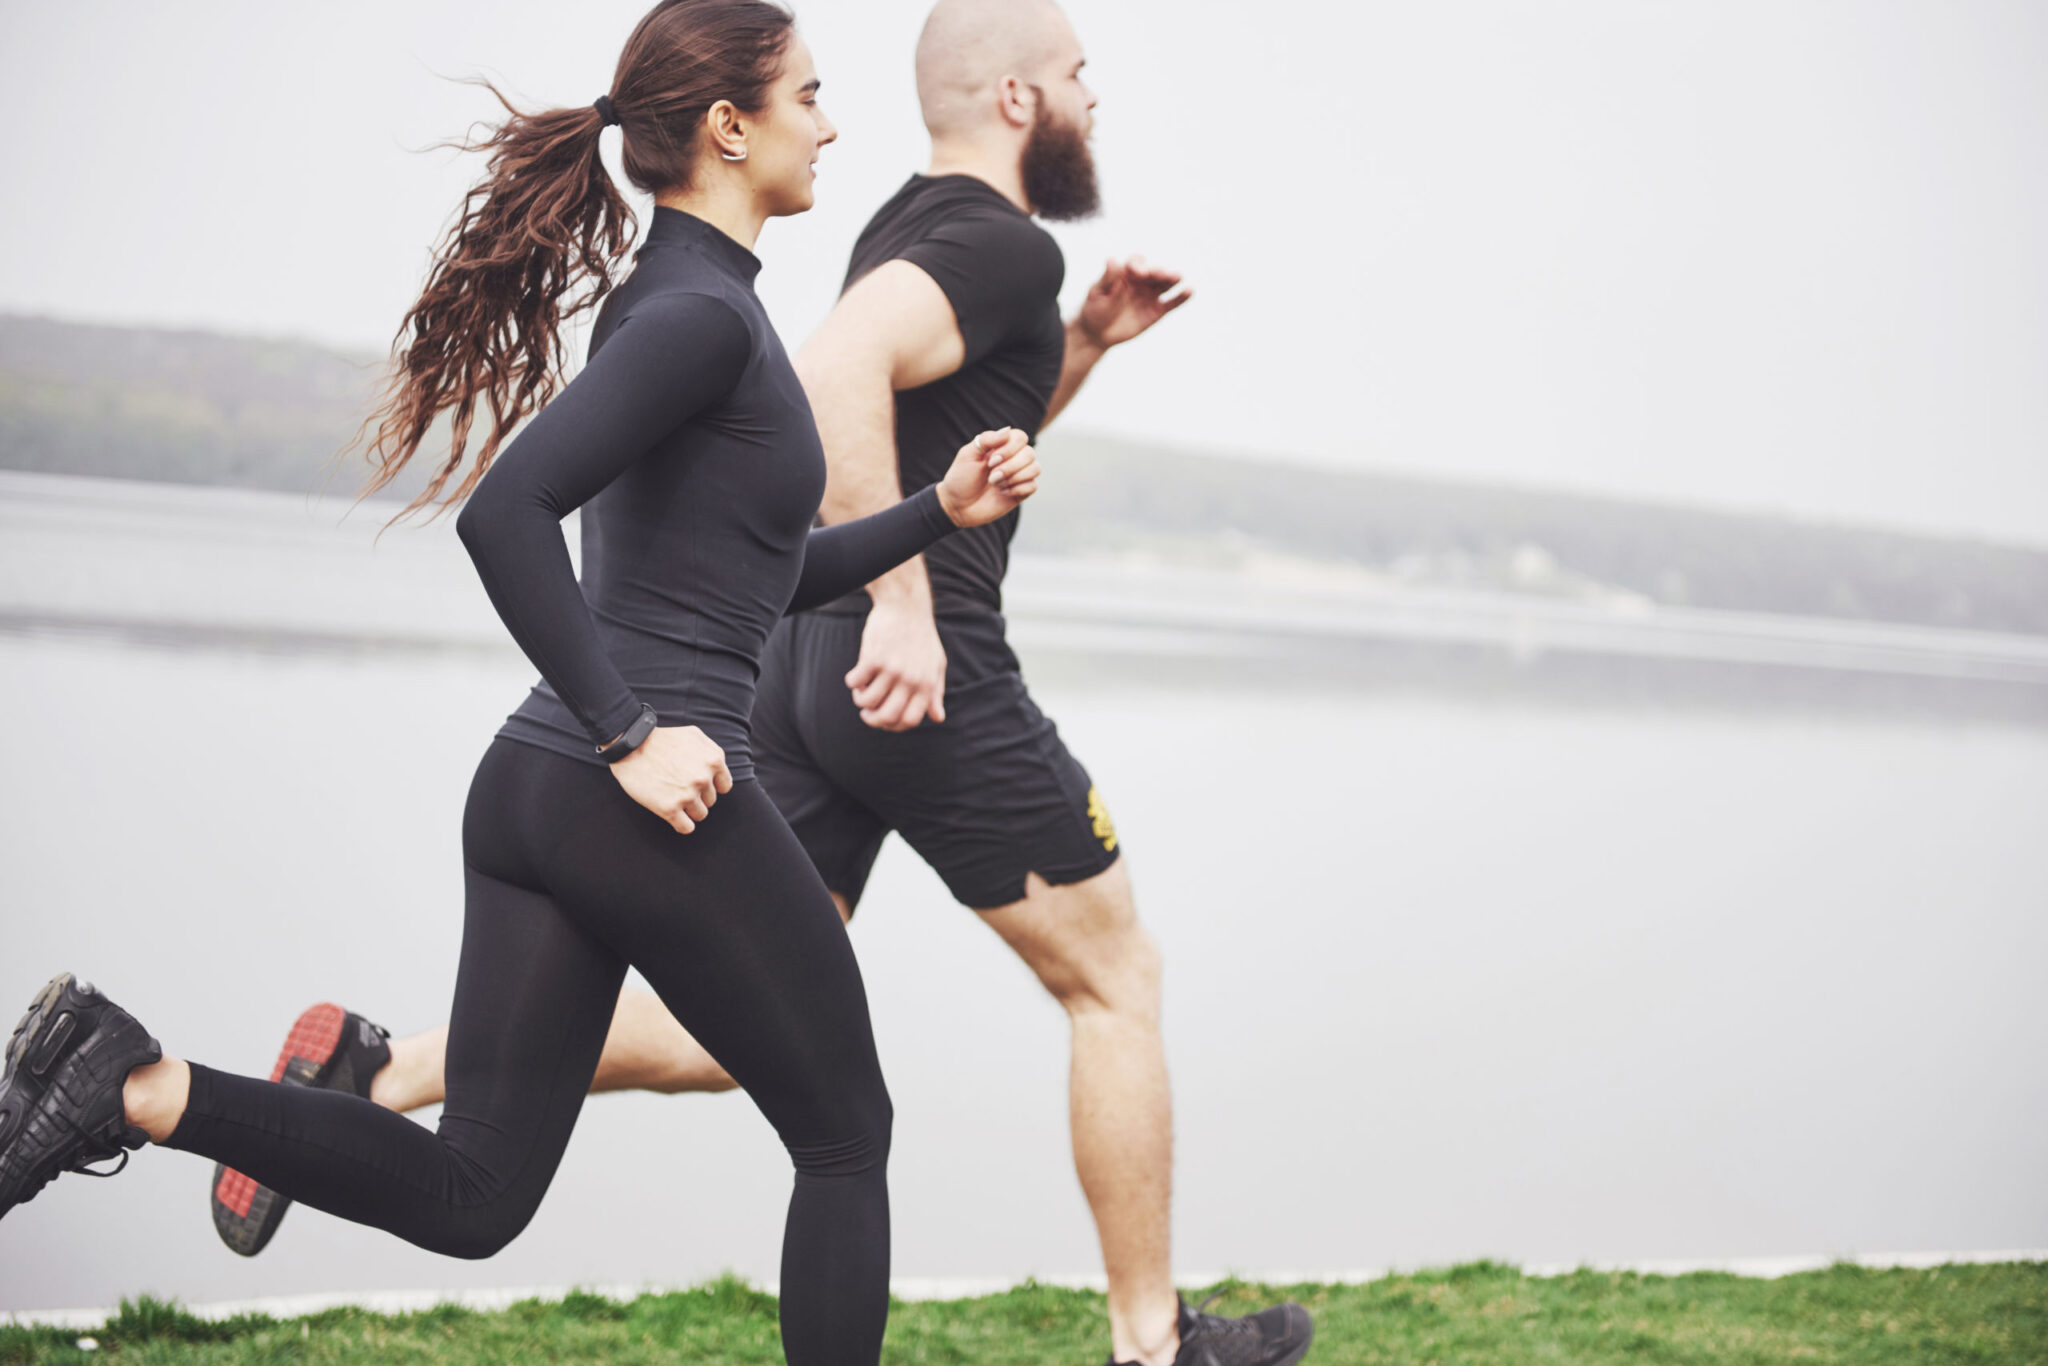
xmin=1185 ymin=1292 xmax=1262 ymax=1343
xmin=68 ymin=1148 xmax=133 ymax=1177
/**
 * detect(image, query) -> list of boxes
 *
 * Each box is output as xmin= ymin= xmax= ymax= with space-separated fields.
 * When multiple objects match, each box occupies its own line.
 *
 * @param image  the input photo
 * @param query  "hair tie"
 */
xmin=593 ymin=94 xmax=619 ymax=128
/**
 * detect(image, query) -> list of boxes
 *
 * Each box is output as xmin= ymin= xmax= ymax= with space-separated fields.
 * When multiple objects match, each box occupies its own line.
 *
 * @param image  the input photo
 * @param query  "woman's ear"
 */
xmin=705 ymin=99 xmax=748 ymax=159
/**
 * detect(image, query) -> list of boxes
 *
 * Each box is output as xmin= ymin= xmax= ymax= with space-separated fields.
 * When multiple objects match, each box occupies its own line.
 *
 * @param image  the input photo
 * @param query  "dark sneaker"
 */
xmin=0 ymin=973 xmax=163 ymax=1221
xmin=209 ymin=1003 xmax=390 ymax=1257
xmin=1113 ymin=1291 xmax=1315 ymax=1366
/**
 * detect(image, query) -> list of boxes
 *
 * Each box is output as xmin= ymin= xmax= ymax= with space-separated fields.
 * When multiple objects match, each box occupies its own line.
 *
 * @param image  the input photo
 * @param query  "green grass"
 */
xmin=4 ymin=1263 xmax=2043 ymax=1364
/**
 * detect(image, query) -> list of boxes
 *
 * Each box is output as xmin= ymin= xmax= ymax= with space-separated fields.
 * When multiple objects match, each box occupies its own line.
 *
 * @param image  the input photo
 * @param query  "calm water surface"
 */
xmin=2 ymin=630 xmax=2044 ymax=1310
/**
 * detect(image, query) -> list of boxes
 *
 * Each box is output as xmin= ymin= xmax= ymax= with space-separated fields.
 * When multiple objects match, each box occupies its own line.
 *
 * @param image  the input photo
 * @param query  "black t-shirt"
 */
xmin=824 ymin=173 xmax=1066 ymax=615
xmin=461 ymin=207 xmax=955 ymax=780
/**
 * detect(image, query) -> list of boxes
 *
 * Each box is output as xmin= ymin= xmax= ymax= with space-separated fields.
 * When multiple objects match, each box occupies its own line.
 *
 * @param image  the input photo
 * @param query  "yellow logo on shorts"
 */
xmin=1086 ymin=786 xmax=1118 ymax=852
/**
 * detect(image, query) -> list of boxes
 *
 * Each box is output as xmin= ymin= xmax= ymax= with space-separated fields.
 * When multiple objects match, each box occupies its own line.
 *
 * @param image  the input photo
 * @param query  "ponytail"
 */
xmin=354 ymin=88 xmax=629 ymax=521
xmin=355 ymin=0 xmax=796 ymax=521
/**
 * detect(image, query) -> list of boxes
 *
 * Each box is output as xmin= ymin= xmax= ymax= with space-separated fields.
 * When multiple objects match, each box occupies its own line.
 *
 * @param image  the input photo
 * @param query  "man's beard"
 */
xmin=1021 ymin=88 xmax=1100 ymax=221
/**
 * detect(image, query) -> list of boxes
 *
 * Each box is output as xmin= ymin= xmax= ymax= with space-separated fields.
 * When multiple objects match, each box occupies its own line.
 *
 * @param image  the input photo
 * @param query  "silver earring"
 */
xmin=721 ymin=149 xmax=747 ymax=162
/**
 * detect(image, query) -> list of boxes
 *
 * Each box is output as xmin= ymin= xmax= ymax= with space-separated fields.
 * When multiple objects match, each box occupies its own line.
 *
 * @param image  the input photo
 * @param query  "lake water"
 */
xmin=1 ymin=487 xmax=2045 ymax=1311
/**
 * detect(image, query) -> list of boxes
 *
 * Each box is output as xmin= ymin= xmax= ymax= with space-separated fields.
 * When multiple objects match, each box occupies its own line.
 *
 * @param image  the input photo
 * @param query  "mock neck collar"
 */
xmin=646 ymin=206 xmax=762 ymax=282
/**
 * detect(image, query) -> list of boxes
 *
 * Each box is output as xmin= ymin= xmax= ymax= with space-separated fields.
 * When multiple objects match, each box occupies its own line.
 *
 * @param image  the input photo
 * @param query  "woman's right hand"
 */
xmin=936 ymin=428 xmax=1040 ymax=528
xmin=609 ymin=725 xmax=734 ymax=833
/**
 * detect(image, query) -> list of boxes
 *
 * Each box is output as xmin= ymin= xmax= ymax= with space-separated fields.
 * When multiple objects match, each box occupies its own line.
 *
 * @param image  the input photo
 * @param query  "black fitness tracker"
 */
xmin=596 ymin=703 xmax=659 ymax=763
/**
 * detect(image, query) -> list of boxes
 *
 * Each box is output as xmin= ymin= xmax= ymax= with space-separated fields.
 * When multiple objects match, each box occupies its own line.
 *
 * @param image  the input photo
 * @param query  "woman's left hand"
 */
xmin=936 ymin=427 xmax=1041 ymax=528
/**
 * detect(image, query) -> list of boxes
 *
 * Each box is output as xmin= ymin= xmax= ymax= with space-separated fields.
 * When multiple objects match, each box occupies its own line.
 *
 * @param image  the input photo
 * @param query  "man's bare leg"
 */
xmin=366 ymin=984 xmax=742 ymax=1114
xmin=980 ymin=859 xmax=1179 ymax=1366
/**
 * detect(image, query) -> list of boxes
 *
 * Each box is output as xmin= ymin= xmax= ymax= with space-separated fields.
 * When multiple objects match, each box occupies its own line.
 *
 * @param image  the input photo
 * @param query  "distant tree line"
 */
xmin=4 ymin=313 xmax=2043 ymax=636
xmin=1024 ymin=433 xmax=2048 ymax=636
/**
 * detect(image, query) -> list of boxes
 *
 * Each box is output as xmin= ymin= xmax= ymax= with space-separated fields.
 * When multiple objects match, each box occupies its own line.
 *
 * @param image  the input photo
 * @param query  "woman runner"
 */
xmin=0 ymin=3 xmax=1042 ymax=1361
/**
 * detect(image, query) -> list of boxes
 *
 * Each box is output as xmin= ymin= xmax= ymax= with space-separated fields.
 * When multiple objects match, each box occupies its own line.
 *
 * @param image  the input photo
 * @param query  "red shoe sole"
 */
xmin=212 ymin=1003 xmax=346 ymax=1219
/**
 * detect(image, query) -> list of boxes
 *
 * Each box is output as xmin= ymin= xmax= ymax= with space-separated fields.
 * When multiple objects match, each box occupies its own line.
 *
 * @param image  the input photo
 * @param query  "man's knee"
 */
xmin=605 ymin=987 xmax=739 ymax=1095
xmin=987 ymin=863 xmax=1162 ymax=1019
xmin=1067 ymin=917 xmax=1162 ymax=1019
xmin=647 ymin=1058 xmax=741 ymax=1095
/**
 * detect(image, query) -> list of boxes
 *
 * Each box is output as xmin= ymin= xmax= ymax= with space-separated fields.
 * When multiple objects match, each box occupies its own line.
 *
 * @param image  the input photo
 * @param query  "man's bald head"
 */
xmin=915 ymin=0 xmax=1075 ymax=138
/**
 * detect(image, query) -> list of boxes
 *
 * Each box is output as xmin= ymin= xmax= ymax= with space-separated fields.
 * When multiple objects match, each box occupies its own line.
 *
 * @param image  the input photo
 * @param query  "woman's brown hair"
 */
xmin=355 ymin=0 xmax=795 ymax=520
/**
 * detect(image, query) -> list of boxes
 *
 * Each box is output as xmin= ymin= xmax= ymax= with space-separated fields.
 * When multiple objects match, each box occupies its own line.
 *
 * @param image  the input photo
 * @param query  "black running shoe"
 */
xmin=209 ymin=1002 xmax=389 ymax=1257
xmin=1112 ymin=1291 xmax=1315 ymax=1366
xmin=0 ymin=973 xmax=163 ymax=1221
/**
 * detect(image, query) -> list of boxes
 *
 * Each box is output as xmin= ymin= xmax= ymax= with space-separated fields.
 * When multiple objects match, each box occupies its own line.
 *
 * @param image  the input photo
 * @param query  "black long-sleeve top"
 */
xmin=456 ymin=206 xmax=956 ymax=779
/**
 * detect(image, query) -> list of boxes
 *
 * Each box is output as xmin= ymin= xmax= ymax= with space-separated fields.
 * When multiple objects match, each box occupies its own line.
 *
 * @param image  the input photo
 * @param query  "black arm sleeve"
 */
xmin=455 ymin=291 xmax=752 ymax=746
xmin=786 ymin=484 xmax=955 ymax=615
xmin=897 ymin=208 xmax=1064 ymax=368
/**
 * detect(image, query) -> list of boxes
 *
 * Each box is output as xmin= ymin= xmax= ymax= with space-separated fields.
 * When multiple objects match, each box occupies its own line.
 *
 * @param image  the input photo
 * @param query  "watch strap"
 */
xmin=596 ymin=703 xmax=659 ymax=763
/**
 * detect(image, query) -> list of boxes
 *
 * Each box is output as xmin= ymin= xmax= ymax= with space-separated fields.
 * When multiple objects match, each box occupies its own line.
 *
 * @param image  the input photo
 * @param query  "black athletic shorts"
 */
xmin=752 ymin=607 xmax=1122 ymax=912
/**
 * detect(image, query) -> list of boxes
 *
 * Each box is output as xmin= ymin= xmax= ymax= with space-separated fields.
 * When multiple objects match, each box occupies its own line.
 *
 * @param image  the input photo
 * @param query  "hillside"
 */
xmin=1020 ymin=432 xmax=2048 ymax=636
xmin=0 ymin=314 xmax=384 ymax=498
xmin=4 ymin=312 xmax=2044 ymax=637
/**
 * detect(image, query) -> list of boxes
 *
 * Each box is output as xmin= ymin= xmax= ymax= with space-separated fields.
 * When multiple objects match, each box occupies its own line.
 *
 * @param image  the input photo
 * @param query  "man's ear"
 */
xmin=995 ymin=75 xmax=1035 ymax=130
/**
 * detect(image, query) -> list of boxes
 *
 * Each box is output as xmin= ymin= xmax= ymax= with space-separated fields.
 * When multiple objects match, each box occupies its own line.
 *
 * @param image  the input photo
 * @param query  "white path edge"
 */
xmin=6 ymin=1250 xmax=2043 ymax=1331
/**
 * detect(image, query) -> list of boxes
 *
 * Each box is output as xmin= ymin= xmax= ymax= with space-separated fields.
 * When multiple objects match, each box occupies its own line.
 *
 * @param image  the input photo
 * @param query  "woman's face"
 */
xmin=747 ymin=34 xmax=837 ymax=218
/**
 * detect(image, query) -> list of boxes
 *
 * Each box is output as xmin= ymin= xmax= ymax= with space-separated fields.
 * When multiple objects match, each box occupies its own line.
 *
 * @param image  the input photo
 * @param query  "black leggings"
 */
xmin=167 ymin=739 xmax=893 ymax=1365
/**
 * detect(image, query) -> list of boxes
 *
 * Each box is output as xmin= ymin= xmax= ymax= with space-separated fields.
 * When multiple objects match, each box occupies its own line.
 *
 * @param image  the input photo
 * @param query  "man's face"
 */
xmin=1021 ymin=31 xmax=1100 ymax=221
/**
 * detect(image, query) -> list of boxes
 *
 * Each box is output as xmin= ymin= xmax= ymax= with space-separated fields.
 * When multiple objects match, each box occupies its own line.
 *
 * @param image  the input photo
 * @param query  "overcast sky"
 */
xmin=2 ymin=0 xmax=2043 ymax=545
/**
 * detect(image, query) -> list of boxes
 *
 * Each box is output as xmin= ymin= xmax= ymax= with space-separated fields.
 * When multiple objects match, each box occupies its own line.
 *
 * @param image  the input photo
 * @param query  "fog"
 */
xmin=2 ymin=0 xmax=2044 ymax=540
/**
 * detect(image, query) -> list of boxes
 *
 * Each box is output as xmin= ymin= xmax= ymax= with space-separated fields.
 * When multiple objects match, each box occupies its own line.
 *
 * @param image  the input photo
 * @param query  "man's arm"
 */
xmin=1043 ymin=318 xmax=1109 ymax=431
xmin=1040 ymin=255 xmax=1193 ymax=430
xmin=794 ymin=260 xmax=970 ymax=730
